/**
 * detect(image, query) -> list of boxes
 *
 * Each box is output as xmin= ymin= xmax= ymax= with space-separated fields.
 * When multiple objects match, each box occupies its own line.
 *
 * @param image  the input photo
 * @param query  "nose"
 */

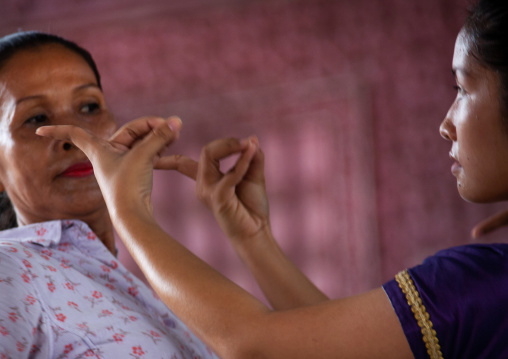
xmin=62 ymin=142 xmax=73 ymax=151
xmin=51 ymin=113 xmax=79 ymax=152
xmin=53 ymin=137 xmax=75 ymax=152
xmin=439 ymin=108 xmax=456 ymax=141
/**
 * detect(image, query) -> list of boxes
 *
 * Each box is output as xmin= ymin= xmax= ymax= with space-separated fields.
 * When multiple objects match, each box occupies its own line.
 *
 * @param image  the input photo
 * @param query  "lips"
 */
xmin=60 ymin=161 xmax=94 ymax=178
xmin=449 ymin=151 xmax=461 ymax=174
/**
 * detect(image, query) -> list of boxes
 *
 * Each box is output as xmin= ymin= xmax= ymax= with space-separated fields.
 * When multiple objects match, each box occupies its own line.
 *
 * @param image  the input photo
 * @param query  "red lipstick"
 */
xmin=61 ymin=161 xmax=94 ymax=178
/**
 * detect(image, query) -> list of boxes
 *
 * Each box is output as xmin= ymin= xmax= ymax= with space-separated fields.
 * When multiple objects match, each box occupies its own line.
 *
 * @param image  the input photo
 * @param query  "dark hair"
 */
xmin=0 ymin=31 xmax=102 ymax=230
xmin=463 ymin=0 xmax=508 ymax=116
xmin=0 ymin=31 xmax=101 ymax=88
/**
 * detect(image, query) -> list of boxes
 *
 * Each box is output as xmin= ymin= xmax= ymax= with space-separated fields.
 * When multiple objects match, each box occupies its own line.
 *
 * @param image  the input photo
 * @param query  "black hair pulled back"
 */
xmin=463 ymin=0 xmax=508 ymax=116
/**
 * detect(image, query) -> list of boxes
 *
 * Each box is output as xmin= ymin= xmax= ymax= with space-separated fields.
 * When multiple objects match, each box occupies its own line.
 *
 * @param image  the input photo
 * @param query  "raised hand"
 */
xmin=36 ymin=116 xmax=183 ymax=220
xmin=191 ymin=137 xmax=328 ymax=309
xmin=193 ymin=137 xmax=271 ymax=244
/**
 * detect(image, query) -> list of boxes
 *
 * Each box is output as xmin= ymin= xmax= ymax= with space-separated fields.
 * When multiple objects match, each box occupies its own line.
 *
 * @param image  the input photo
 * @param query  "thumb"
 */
xmin=130 ymin=117 xmax=182 ymax=163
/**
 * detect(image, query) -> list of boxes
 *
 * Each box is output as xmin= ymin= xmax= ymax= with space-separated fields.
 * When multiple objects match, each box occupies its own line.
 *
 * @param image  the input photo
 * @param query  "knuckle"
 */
xmin=152 ymin=125 xmax=173 ymax=143
xmin=126 ymin=127 xmax=142 ymax=141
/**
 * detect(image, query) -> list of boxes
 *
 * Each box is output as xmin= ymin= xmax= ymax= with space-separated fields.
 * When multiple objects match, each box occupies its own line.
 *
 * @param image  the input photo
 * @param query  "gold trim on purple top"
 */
xmin=395 ymin=269 xmax=444 ymax=359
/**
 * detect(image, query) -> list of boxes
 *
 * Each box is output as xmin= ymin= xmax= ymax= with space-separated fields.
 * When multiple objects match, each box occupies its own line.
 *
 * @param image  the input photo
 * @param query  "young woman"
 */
xmin=36 ymin=0 xmax=508 ymax=357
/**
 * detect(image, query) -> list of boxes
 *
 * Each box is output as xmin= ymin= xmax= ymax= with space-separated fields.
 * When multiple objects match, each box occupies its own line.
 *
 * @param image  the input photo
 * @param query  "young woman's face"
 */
xmin=440 ymin=30 xmax=508 ymax=203
xmin=0 ymin=44 xmax=117 ymax=225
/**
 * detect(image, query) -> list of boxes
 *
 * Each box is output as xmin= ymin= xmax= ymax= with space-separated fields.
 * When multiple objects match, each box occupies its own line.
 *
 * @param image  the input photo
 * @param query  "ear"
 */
xmin=0 ymin=164 xmax=6 ymax=193
xmin=0 ymin=174 xmax=5 ymax=193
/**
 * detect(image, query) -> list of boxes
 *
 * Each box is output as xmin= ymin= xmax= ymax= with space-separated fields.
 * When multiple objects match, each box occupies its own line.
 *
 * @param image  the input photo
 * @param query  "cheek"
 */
xmin=93 ymin=114 xmax=117 ymax=138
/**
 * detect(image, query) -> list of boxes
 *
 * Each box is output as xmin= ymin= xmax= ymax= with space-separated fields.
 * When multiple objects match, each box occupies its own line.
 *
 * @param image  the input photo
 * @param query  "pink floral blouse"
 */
xmin=0 ymin=220 xmax=218 ymax=358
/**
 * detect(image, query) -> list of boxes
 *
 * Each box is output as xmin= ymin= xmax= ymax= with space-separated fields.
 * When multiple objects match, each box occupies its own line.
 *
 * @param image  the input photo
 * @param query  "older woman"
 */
xmin=0 ymin=32 xmax=216 ymax=358
xmin=38 ymin=0 xmax=508 ymax=358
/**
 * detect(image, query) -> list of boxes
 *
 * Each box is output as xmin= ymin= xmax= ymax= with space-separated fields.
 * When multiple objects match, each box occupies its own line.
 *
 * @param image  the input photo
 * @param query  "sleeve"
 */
xmin=0 ymin=248 xmax=49 ymax=358
xmin=383 ymin=244 xmax=508 ymax=359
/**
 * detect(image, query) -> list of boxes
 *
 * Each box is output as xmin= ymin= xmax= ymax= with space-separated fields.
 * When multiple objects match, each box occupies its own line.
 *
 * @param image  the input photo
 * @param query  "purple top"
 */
xmin=0 ymin=220 xmax=217 ymax=358
xmin=383 ymin=243 xmax=508 ymax=359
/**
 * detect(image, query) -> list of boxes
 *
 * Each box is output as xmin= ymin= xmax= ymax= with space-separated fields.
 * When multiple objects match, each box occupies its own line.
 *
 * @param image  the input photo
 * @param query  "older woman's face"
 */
xmin=440 ymin=30 xmax=508 ymax=203
xmin=0 ymin=44 xmax=116 ymax=225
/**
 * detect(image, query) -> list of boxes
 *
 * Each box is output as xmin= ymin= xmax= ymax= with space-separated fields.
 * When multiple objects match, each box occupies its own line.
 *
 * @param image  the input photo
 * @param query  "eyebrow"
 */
xmin=452 ymin=67 xmax=471 ymax=79
xmin=15 ymin=83 xmax=101 ymax=105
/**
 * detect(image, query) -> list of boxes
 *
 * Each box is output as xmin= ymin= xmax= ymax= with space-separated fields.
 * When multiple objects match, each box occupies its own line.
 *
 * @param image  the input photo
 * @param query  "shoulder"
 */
xmin=410 ymin=243 xmax=508 ymax=289
xmin=384 ymin=243 xmax=508 ymax=358
xmin=394 ymin=243 xmax=508 ymax=308
xmin=0 ymin=241 xmax=39 ymax=293
xmin=431 ymin=242 xmax=508 ymax=264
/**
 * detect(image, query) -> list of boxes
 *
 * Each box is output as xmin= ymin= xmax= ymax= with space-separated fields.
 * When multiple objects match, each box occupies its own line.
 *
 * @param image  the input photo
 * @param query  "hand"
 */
xmin=471 ymin=209 xmax=508 ymax=238
xmin=193 ymin=137 xmax=272 ymax=244
xmin=36 ymin=116 xmax=183 ymax=221
xmin=192 ymin=137 xmax=329 ymax=310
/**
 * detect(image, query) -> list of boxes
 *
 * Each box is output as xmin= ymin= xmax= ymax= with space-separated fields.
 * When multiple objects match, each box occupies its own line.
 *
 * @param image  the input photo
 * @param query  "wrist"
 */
xmin=231 ymin=225 xmax=280 ymax=262
xmin=105 ymin=190 xmax=157 ymax=230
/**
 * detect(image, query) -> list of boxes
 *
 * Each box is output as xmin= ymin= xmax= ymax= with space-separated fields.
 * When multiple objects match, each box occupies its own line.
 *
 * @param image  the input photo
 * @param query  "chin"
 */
xmin=58 ymin=192 xmax=108 ymax=217
xmin=458 ymin=185 xmax=507 ymax=204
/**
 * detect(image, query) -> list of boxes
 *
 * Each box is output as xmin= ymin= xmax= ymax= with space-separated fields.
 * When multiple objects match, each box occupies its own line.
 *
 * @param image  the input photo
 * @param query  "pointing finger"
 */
xmin=35 ymin=125 xmax=105 ymax=160
xmin=155 ymin=154 xmax=198 ymax=180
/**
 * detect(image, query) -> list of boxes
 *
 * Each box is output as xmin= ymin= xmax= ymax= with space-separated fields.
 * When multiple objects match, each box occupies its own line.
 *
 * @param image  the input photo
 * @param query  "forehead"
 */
xmin=0 ymin=44 xmax=97 ymax=98
xmin=452 ymin=31 xmax=473 ymax=73
xmin=452 ymin=30 xmax=501 ymax=88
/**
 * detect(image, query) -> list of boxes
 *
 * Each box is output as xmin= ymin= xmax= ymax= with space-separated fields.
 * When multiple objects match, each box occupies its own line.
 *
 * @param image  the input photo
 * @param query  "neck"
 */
xmin=87 ymin=214 xmax=116 ymax=255
xmin=16 ymin=208 xmax=117 ymax=255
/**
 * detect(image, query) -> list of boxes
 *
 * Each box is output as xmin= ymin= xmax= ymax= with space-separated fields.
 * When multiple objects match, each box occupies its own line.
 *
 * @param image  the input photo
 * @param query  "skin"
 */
xmin=440 ymin=30 xmax=508 ymax=203
xmin=0 ymin=44 xmax=117 ymax=252
xmin=39 ymin=122 xmax=412 ymax=358
xmin=0 ymin=43 xmax=186 ymax=254
xmin=36 ymin=27 xmax=508 ymax=358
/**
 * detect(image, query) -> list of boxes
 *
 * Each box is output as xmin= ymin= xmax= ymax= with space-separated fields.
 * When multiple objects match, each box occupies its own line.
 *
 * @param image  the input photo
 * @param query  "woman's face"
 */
xmin=0 ymin=44 xmax=116 ymax=225
xmin=440 ymin=30 xmax=508 ymax=203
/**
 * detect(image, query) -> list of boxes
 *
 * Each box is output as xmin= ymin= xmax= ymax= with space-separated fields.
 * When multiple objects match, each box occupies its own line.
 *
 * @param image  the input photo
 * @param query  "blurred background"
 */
xmin=2 ymin=0 xmax=507 ymax=301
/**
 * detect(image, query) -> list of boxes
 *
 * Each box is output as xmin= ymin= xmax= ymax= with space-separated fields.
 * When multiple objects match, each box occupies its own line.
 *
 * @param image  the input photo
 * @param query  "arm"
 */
xmin=193 ymin=136 xmax=328 ymax=309
xmin=110 ymin=118 xmax=327 ymax=309
xmin=36 ymin=118 xmax=412 ymax=358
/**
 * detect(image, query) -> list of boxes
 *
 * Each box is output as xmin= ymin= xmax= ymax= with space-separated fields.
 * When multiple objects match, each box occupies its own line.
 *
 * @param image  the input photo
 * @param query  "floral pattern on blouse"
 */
xmin=0 ymin=220 xmax=218 ymax=359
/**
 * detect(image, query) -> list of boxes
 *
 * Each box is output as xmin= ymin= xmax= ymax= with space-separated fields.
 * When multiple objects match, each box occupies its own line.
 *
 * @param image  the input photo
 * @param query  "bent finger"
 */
xmin=218 ymin=138 xmax=258 ymax=190
xmin=110 ymin=116 xmax=179 ymax=149
xmin=199 ymin=137 xmax=250 ymax=183
xmin=129 ymin=119 xmax=182 ymax=164
xmin=201 ymin=137 xmax=249 ymax=163
xmin=242 ymin=136 xmax=265 ymax=183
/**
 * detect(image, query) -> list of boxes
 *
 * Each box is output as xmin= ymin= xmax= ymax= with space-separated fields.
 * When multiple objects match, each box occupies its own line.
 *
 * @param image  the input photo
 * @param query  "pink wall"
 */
xmin=2 ymin=0 xmax=507 ymax=300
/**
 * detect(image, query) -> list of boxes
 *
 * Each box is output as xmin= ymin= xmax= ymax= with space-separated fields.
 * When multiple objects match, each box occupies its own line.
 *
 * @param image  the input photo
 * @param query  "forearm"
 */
xmin=232 ymin=228 xmax=328 ymax=310
xmin=112 ymin=209 xmax=270 ymax=357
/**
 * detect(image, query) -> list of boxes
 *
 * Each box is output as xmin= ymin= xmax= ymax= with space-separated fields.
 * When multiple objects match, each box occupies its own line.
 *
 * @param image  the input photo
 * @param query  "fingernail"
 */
xmin=168 ymin=116 xmax=182 ymax=132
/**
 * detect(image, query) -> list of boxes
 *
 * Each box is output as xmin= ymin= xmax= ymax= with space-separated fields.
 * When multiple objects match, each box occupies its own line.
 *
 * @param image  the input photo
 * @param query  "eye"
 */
xmin=453 ymin=85 xmax=466 ymax=96
xmin=24 ymin=113 xmax=49 ymax=126
xmin=80 ymin=102 xmax=100 ymax=114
